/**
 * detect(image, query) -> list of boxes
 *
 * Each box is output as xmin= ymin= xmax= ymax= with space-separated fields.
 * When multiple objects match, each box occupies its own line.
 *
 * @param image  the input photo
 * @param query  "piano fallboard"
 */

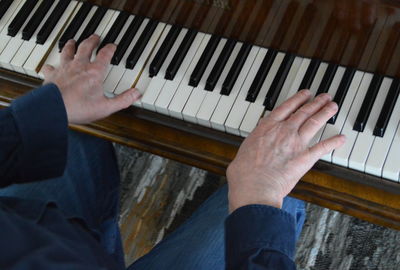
xmin=1 ymin=69 xmax=400 ymax=230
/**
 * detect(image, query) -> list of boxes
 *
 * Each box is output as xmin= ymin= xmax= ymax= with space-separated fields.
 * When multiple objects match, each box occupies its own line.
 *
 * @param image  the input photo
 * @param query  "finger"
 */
xmin=61 ymin=39 xmax=76 ymax=65
xmin=105 ymin=88 xmax=142 ymax=114
xmin=41 ymin=64 xmax=55 ymax=78
xmin=95 ymin=43 xmax=116 ymax=67
xmin=286 ymin=93 xmax=332 ymax=128
xmin=298 ymin=101 xmax=338 ymax=142
xmin=267 ymin=89 xmax=311 ymax=122
xmin=75 ymin=35 xmax=100 ymax=62
xmin=307 ymin=134 xmax=346 ymax=163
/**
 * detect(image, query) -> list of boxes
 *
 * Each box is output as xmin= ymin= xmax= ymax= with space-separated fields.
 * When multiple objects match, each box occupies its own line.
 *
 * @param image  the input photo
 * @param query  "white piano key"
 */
xmin=366 ymin=89 xmax=400 ymax=177
xmin=285 ymin=58 xmax=311 ymax=99
xmin=0 ymin=0 xmax=43 ymax=70
xmin=167 ymin=34 xmax=211 ymax=120
xmin=99 ymin=10 xmax=120 ymax=41
xmin=39 ymin=2 xmax=93 ymax=77
xmin=273 ymin=56 xmax=304 ymax=108
xmin=236 ymin=56 xmax=305 ymax=136
xmin=309 ymin=62 xmax=329 ymax=96
xmin=239 ymin=52 xmax=285 ymax=137
xmin=332 ymin=73 xmax=373 ymax=167
xmin=38 ymin=1 xmax=82 ymax=73
xmin=210 ymin=45 xmax=259 ymax=131
xmin=320 ymin=71 xmax=364 ymax=162
xmin=0 ymin=0 xmax=27 ymax=58
xmin=155 ymin=32 xmax=205 ymax=116
xmin=224 ymin=48 xmax=268 ymax=135
xmin=141 ymin=26 xmax=187 ymax=111
xmin=103 ymin=16 xmax=146 ymax=94
xmin=382 ymin=123 xmax=400 ymax=181
xmin=114 ymin=22 xmax=166 ymax=109
xmin=196 ymin=42 xmax=242 ymax=127
xmin=23 ymin=0 xmax=78 ymax=77
xmin=0 ymin=0 xmax=23 ymax=33
xmin=309 ymin=66 xmax=345 ymax=147
xmin=349 ymin=77 xmax=391 ymax=172
xmin=236 ymin=56 xmax=305 ymax=135
xmin=89 ymin=9 xmax=117 ymax=61
xmin=181 ymin=38 xmax=227 ymax=123
xmin=74 ymin=5 xmax=97 ymax=39
xmin=102 ymin=13 xmax=134 ymax=81
xmin=10 ymin=0 xmax=58 ymax=74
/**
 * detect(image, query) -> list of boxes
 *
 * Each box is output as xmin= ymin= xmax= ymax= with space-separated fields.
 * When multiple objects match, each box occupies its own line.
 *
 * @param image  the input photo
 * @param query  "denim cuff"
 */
xmin=225 ymin=204 xmax=296 ymax=264
xmin=11 ymin=83 xmax=68 ymax=182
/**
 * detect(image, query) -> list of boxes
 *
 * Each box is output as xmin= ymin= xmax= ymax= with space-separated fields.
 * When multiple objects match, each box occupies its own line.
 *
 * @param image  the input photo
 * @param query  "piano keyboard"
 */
xmin=0 ymin=0 xmax=399 ymax=183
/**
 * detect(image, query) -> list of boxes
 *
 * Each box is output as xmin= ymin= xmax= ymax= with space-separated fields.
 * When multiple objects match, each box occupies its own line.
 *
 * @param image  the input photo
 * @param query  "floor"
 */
xmin=115 ymin=144 xmax=400 ymax=270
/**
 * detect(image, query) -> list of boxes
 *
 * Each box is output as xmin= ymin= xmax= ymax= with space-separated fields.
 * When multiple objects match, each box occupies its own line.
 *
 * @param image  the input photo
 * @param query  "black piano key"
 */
xmin=0 ymin=0 xmax=13 ymax=22
xmin=8 ymin=0 xmax=39 ymax=37
xmin=111 ymin=15 xmax=144 ymax=65
xmin=165 ymin=29 xmax=197 ymax=80
xmin=126 ymin=19 xmax=158 ymax=70
xmin=97 ymin=11 xmax=130 ymax=53
xmin=373 ymin=78 xmax=400 ymax=137
xmin=299 ymin=58 xmax=320 ymax=90
xmin=264 ymin=53 xmax=295 ymax=110
xmin=328 ymin=67 xmax=356 ymax=124
xmin=205 ymin=39 xmax=236 ymax=91
xmin=149 ymin=24 xmax=182 ymax=77
xmin=189 ymin=35 xmax=221 ymax=87
xmin=37 ymin=0 xmax=71 ymax=45
xmin=353 ymin=74 xmax=384 ymax=132
xmin=22 ymin=0 xmax=53 ymax=41
xmin=246 ymin=49 xmax=278 ymax=102
xmin=221 ymin=43 xmax=252 ymax=96
xmin=76 ymin=6 xmax=107 ymax=48
xmin=316 ymin=63 xmax=338 ymax=96
xmin=58 ymin=2 xmax=92 ymax=51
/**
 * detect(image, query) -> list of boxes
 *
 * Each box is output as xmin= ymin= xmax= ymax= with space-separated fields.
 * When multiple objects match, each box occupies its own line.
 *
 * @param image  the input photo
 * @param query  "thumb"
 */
xmin=106 ymin=88 xmax=142 ymax=113
xmin=41 ymin=64 xmax=55 ymax=80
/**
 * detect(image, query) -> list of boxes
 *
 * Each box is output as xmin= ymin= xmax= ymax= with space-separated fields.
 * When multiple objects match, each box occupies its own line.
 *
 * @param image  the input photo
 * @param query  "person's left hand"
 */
xmin=42 ymin=34 xmax=141 ymax=124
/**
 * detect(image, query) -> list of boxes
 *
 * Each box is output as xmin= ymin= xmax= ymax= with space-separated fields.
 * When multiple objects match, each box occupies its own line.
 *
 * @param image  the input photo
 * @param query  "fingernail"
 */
xmin=110 ymin=43 xmax=117 ymax=51
xmin=328 ymin=102 xmax=338 ymax=110
xmin=300 ymin=89 xmax=311 ymax=95
xmin=319 ymin=93 xmax=332 ymax=101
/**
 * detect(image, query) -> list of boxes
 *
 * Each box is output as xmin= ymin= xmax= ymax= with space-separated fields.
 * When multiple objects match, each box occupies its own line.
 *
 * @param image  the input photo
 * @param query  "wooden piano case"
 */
xmin=1 ymin=0 xmax=400 ymax=230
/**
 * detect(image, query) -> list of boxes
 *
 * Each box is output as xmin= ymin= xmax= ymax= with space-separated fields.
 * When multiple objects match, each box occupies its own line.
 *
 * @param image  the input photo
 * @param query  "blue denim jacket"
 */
xmin=0 ymin=84 xmax=296 ymax=269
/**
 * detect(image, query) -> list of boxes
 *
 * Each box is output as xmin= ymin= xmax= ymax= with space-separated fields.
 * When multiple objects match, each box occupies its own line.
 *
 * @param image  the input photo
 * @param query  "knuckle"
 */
xmin=296 ymin=107 xmax=311 ymax=118
xmin=320 ymin=140 xmax=330 ymax=153
xmin=308 ymin=116 xmax=320 ymax=126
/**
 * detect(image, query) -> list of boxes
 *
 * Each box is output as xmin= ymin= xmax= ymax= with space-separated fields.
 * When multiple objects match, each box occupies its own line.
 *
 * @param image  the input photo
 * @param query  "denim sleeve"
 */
xmin=225 ymin=205 xmax=297 ymax=270
xmin=0 ymin=83 xmax=68 ymax=187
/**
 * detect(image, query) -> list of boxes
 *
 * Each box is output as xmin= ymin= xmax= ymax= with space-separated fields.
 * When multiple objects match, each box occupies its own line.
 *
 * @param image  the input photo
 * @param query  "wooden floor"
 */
xmin=115 ymin=144 xmax=400 ymax=269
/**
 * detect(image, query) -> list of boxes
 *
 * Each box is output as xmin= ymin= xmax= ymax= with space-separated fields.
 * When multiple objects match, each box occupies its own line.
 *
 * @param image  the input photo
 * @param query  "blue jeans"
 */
xmin=0 ymin=130 xmax=306 ymax=269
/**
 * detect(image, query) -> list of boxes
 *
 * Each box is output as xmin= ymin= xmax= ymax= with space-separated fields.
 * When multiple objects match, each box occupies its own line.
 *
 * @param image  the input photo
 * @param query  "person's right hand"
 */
xmin=226 ymin=90 xmax=346 ymax=212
